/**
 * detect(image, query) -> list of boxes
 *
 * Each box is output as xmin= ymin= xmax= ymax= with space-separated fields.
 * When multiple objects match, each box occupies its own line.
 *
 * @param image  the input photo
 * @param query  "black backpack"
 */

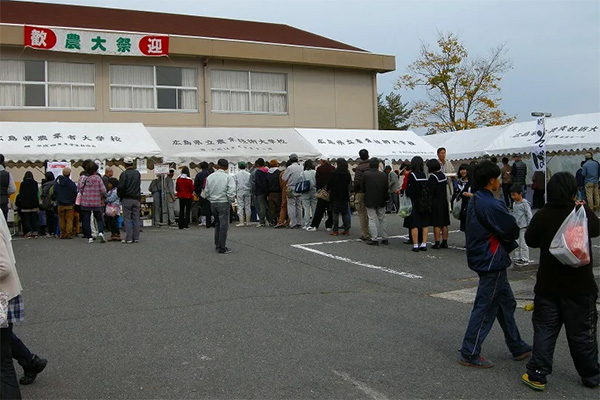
xmin=411 ymin=173 xmax=431 ymax=214
xmin=267 ymin=170 xmax=281 ymax=193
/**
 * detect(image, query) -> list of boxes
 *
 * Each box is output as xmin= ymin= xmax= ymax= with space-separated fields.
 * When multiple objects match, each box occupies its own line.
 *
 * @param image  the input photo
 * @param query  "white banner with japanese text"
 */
xmin=24 ymin=25 xmax=169 ymax=56
xmin=531 ymin=117 xmax=547 ymax=172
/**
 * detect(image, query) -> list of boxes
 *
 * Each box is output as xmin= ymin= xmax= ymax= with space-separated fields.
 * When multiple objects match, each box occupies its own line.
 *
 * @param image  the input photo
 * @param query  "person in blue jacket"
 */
xmin=459 ymin=161 xmax=532 ymax=368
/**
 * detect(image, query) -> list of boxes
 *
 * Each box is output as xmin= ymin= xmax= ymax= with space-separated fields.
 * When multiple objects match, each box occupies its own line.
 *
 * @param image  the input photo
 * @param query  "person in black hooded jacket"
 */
xmin=521 ymin=172 xmax=600 ymax=391
xmin=18 ymin=171 xmax=39 ymax=238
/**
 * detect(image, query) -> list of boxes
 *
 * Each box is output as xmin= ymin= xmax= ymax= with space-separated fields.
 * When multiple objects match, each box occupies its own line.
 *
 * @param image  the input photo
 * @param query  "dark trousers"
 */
xmin=211 ymin=202 xmax=230 ymax=251
xmin=268 ymin=192 xmax=282 ymax=225
xmin=44 ymin=210 xmax=57 ymax=236
xmin=532 ymin=189 xmax=545 ymax=209
xmin=332 ymin=209 xmax=350 ymax=232
xmin=178 ymin=198 xmax=192 ymax=229
xmin=199 ymin=197 xmax=212 ymax=227
xmin=21 ymin=211 xmax=38 ymax=235
xmin=80 ymin=209 xmax=104 ymax=238
xmin=460 ymin=269 xmax=531 ymax=361
xmin=256 ymin=194 xmax=268 ymax=224
xmin=1 ymin=325 xmax=22 ymax=399
xmin=105 ymin=215 xmax=120 ymax=236
xmin=310 ymin=198 xmax=333 ymax=229
xmin=502 ymin=183 xmax=513 ymax=208
xmin=526 ymin=294 xmax=599 ymax=387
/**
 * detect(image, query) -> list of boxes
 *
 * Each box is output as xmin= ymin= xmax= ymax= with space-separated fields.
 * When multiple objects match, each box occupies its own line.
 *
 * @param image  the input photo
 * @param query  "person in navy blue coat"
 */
xmin=458 ymin=161 xmax=532 ymax=369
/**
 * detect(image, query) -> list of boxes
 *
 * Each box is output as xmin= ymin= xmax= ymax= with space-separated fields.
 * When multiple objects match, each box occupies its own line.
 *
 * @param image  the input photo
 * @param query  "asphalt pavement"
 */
xmin=9 ymin=214 xmax=600 ymax=399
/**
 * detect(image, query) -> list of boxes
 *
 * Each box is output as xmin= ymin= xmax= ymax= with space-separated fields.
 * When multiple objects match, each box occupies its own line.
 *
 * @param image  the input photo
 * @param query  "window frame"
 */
xmin=210 ymin=70 xmax=288 ymax=115
xmin=109 ymin=65 xmax=199 ymax=112
xmin=0 ymin=60 xmax=95 ymax=110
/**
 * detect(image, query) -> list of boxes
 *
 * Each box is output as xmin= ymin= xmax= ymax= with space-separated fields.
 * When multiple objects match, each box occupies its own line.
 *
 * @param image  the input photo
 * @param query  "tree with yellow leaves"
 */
xmin=396 ymin=31 xmax=516 ymax=133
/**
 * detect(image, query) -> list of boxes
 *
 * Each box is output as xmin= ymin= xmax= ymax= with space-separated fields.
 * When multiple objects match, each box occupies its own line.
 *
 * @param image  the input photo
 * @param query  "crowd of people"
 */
xmin=1 ymin=148 xmax=599 ymax=395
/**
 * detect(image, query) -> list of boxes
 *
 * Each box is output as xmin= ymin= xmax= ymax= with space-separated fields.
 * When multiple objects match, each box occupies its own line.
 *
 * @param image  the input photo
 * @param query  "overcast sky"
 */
xmin=20 ymin=0 xmax=600 ymax=123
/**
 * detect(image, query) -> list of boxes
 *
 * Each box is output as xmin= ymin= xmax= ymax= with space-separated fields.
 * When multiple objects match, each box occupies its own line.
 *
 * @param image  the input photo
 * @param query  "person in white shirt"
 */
xmin=204 ymin=159 xmax=236 ymax=254
xmin=234 ymin=162 xmax=252 ymax=226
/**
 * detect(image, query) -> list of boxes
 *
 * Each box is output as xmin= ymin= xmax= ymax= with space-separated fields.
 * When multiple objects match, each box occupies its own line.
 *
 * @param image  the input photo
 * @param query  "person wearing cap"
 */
xmin=204 ymin=159 xmax=236 ymax=253
xmin=117 ymin=157 xmax=141 ymax=243
xmin=353 ymin=149 xmax=371 ymax=241
xmin=282 ymin=153 xmax=303 ymax=229
xmin=234 ymin=161 xmax=252 ymax=226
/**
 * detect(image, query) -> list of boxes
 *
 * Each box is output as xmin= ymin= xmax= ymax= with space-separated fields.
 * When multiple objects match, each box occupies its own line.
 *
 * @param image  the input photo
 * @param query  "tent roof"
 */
xmin=422 ymin=112 xmax=600 ymax=161
xmin=146 ymin=127 xmax=320 ymax=164
xmin=0 ymin=122 xmax=162 ymax=163
xmin=294 ymin=128 xmax=437 ymax=161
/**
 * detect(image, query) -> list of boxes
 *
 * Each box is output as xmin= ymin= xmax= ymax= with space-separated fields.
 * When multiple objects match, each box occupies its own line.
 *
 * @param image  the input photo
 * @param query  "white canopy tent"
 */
xmin=294 ymin=128 xmax=438 ymax=162
xmin=422 ymin=112 xmax=600 ymax=161
xmin=147 ymin=127 xmax=320 ymax=164
xmin=485 ymin=112 xmax=600 ymax=157
xmin=0 ymin=122 xmax=162 ymax=164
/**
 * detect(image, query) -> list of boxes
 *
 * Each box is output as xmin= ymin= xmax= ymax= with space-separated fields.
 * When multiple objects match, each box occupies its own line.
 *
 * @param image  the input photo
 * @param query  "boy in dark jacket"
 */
xmin=459 ymin=161 xmax=532 ymax=368
xmin=361 ymin=158 xmax=389 ymax=245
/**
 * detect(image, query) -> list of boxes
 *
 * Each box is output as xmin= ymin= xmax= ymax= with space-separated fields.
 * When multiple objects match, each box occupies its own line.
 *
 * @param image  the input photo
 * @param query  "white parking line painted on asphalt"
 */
xmin=332 ymin=370 xmax=390 ymax=400
xmin=292 ymin=243 xmax=423 ymax=279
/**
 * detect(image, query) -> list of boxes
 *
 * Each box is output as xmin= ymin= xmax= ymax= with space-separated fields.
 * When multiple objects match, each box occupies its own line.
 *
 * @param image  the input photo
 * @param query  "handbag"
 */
xmin=74 ymin=176 xmax=88 ymax=212
xmin=452 ymin=198 xmax=462 ymax=220
xmin=549 ymin=206 xmax=590 ymax=267
xmin=0 ymin=291 xmax=8 ymax=328
xmin=105 ymin=203 xmax=120 ymax=217
xmin=316 ymin=188 xmax=329 ymax=202
xmin=397 ymin=195 xmax=412 ymax=218
xmin=294 ymin=172 xmax=310 ymax=194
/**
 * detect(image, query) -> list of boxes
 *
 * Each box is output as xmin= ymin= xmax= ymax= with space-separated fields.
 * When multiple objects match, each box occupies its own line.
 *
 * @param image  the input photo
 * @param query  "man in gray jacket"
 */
xmin=117 ymin=157 xmax=141 ymax=243
xmin=205 ymin=159 xmax=236 ymax=254
xmin=362 ymin=158 xmax=389 ymax=245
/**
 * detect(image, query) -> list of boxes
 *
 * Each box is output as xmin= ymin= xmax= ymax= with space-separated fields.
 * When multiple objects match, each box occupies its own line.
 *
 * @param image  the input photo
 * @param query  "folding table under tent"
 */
xmin=294 ymin=128 xmax=438 ymax=162
xmin=0 ymin=121 xmax=163 ymax=166
xmin=146 ymin=127 xmax=321 ymax=164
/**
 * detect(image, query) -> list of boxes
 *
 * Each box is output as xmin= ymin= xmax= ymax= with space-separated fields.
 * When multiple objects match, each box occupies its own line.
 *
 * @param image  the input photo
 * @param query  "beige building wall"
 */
xmin=1 ymin=46 xmax=381 ymax=129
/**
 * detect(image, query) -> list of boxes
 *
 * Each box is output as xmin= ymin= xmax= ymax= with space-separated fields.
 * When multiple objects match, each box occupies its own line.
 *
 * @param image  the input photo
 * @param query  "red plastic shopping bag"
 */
xmin=549 ymin=206 xmax=590 ymax=267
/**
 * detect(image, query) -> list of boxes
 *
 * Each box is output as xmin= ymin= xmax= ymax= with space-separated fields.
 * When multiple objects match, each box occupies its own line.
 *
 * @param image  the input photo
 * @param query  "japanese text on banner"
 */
xmin=531 ymin=117 xmax=546 ymax=172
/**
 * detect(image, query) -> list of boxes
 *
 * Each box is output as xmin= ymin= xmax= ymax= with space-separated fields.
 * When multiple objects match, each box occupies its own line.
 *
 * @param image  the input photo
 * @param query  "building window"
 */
xmin=211 ymin=70 xmax=287 ymax=114
xmin=0 ymin=60 xmax=95 ymax=109
xmin=109 ymin=65 xmax=198 ymax=111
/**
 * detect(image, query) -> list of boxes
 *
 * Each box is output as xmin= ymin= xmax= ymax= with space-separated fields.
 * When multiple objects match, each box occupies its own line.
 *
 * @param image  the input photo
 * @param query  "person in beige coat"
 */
xmin=1 ymin=212 xmax=47 ymax=398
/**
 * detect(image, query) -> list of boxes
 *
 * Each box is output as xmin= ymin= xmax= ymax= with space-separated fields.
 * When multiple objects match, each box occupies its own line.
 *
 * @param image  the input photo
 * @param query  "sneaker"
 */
xmin=98 ymin=233 xmax=105 ymax=243
xmin=341 ymin=230 xmax=350 ymax=236
xmin=522 ymin=373 xmax=545 ymax=391
xmin=512 ymin=350 xmax=532 ymax=361
xmin=326 ymin=228 xmax=332 ymax=232
xmin=458 ymin=356 xmax=494 ymax=368
xmin=403 ymin=239 xmax=413 ymax=245
xmin=380 ymin=239 xmax=389 ymax=245
xmin=218 ymin=247 xmax=232 ymax=254
xmin=19 ymin=355 xmax=47 ymax=385
xmin=87 ymin=238 xmax=94 ymax=244
xmin=360 ymin=236 xmax=370 ymax=241
xmin=306 ymin=226 xmax=317 ymax=232
xmin=236 ymin=223 xmax=245 ymax=227
xmin=133 ymin=240 xmax=139 ymax=243
xmin=366 ymin=240 xmax=379 ymax=246
xmin=330 ymin=231 xmax=339 ymax=236
xmin=274 ymin=224 xmax=286 ymax=229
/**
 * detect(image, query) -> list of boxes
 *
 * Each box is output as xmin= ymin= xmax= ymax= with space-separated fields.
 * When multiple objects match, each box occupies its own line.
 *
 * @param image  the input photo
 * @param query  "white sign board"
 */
xmin=46 ymin=161 xmax=71 ymax=179
xmin=154 ymin=163 xmax=170 ymax=175
xmin=137 ymin=158 xmax=148 ymax=174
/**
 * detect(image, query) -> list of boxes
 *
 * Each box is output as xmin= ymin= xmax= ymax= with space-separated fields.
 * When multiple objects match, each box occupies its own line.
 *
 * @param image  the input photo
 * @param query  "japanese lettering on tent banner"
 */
xmin=24 ymin=26 xmax=169 ymax=56
xmin=511 ymin=124 xmax=598 ymax=139
xmin=531 ymin=118 xmax=546 ymax=172
xmin=0 ymin=132 xmax=123 ymax=149
xmin=170 ymin=137 xmax=289 ymax=152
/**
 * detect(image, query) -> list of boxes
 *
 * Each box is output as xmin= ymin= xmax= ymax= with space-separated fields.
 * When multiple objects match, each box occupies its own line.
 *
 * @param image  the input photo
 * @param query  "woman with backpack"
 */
xmin=40 ymin=171 xmax=57 ymax=237
xmin=406 ymin=156 xmax=430 ymax=252
xmin=452 ymin=164 xmax=473 ymax=232
xmin=427 ymin=159 xmax=450 ymax=249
